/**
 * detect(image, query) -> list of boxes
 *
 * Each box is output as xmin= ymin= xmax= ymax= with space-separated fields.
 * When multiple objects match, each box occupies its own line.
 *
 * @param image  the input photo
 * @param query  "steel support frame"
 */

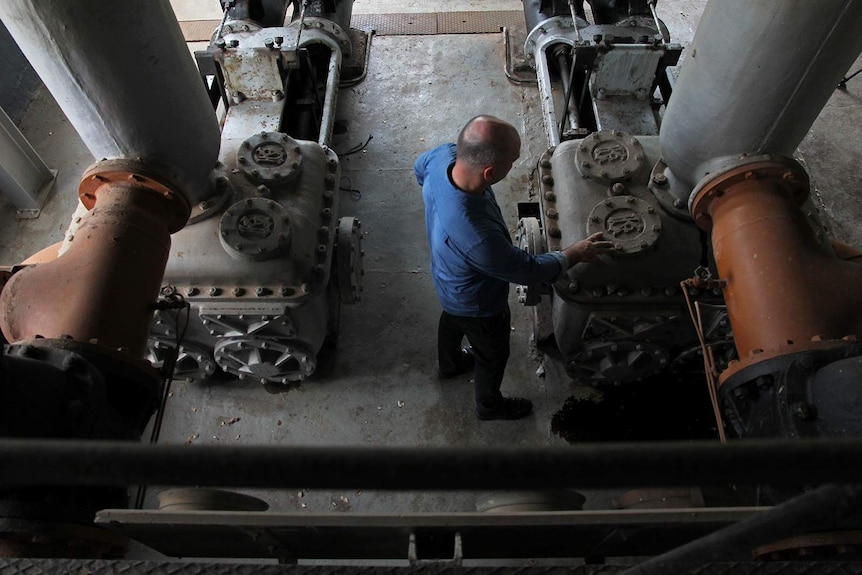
xmin=0 ymin=106 xmax=56 ymax=218
xmin=2 ymin=439 xmax=862 ymax=568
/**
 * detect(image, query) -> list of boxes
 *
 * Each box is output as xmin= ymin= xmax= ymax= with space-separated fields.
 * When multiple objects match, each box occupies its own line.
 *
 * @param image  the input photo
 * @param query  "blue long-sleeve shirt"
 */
xmin=415 ymin=143 xmax=568 ymax=317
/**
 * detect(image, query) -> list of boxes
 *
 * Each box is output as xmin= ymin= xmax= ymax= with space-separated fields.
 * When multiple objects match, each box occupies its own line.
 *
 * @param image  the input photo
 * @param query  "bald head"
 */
xmin=456 ymin=115 xmax=521 ymax=171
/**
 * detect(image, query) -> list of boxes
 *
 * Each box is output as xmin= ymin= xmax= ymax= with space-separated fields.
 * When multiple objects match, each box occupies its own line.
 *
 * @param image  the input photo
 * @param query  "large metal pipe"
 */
xmin=1 ymin=172 xmax=175 ymax=355
xmin=4 ymin=438 xmax=862 ymax=489
xmin=621 ymin=483 xmax=862 ymax=575
xmin=0 ymin=0 xmax=221 ymax=204
xmin=660 ymin=0 xmax=862 ymax=192
xmin=317 ymin=49 xmax=342 ymax=147
xmin=691 ymin=158 xmax=862 ymax=383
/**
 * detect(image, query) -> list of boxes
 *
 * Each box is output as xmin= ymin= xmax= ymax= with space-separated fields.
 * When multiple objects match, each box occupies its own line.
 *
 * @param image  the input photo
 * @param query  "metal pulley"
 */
xmin=214 ymin=337 xmax=317 ymax=384
xmin=516 ymin=217 xmax=546 ymax=306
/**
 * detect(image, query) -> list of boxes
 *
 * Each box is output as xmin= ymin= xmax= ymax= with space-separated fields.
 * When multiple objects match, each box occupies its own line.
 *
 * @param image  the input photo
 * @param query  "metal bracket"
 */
xmin=408 ymin=531 xmax=463 ymax=567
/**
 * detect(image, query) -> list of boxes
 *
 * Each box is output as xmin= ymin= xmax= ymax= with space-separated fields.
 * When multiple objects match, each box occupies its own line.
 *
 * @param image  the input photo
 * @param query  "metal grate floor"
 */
xmin=352 ymin=11 xmax=523 ymax=35
xmin=179 ymin=12 xmax=525 ymax=42
xmin=179 ymin=20 xmax=220 ymax=42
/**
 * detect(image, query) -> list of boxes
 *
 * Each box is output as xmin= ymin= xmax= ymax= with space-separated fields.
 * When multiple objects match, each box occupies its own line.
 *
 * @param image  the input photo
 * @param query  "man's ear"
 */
xmin=481 ymin=165 xmax=496 ymax=182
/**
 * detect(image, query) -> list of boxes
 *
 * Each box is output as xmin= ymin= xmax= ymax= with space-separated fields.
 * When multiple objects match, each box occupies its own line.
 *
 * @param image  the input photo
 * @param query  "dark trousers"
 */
xmin=438 ymin=307 xmax=511 ymax=413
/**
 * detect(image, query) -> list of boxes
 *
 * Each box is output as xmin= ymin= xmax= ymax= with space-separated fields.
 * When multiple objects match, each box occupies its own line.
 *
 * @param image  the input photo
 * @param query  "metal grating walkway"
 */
xmin=351 ymin=11 xmax=523 ymax=35
xmin=179 ymin=12 xmax=524 ymax=42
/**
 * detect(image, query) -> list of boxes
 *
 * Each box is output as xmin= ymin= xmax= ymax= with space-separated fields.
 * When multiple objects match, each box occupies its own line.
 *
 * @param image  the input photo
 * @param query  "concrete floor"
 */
xmin=2 ymin=0 xmax=862 ymax=561
xmin=150 ymin=31 xmax=568 ymax=519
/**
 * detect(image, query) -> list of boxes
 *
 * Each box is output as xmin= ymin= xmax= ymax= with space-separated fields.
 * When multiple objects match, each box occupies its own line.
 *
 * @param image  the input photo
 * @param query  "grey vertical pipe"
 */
xmin=0 ymin=106 xmax=55 ymax=217
xmin=620 ymin=483 xmax=862 ymax=575
xmin=0 ymin=0 xmax=221 ymax=203
xmin=660 ymin=0 xmax=862 ymax=191
xmin=317 ymin=50 xmax=342 ymax=147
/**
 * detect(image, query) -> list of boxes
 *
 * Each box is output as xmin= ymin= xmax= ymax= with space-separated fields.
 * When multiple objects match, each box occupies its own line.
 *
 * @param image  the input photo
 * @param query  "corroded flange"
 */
xmin=79 ymin=158 xmax=191 ymax=233
xmin=689 ymin=155 xmax=809 ymax=232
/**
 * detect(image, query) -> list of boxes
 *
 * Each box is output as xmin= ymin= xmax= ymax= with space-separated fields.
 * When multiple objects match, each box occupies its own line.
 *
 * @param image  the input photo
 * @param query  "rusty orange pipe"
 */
xmin=0 ymin=182 xmax=174 ymax=356
xmin=697 ymin=176 xmax=862 ymax=380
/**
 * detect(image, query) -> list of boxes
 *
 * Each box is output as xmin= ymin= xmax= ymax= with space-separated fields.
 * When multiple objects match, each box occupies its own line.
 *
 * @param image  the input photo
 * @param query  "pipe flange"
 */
xmin=690 ymin=155 xmax=809 ymax=232
xmin=576 ymin=130 xmax=646 ymax=184
xmin=335 ymin=217 xmax=363 ymax=305
xmin=79 ymin=159 xmax=190 ymax=233
xmin=586 ymin=195 xmax=662 ymax=255
xmin=292 ymin=16 xmax=352 ymax=56
xmin=220 ymin=197 xmax=291 ymax=261
xmin=189 ymin=169 xmax=235 ymax=225
xmin=237 ymin=132 xmax=303 ymax=185
xmin=648 ymin=158 xmax=691 ymax=221
xmin=214 ymin=337 xmax=317 ymax=384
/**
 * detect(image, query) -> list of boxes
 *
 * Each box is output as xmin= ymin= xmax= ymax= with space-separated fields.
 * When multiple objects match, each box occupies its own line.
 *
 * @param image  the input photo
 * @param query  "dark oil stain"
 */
xmin=552 ymin=374 xmax=721 ymax=443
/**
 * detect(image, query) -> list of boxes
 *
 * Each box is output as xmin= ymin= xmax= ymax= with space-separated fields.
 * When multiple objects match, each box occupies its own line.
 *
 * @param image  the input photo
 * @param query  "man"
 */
xmin=415 ymin=115 xmax=613 ymax=421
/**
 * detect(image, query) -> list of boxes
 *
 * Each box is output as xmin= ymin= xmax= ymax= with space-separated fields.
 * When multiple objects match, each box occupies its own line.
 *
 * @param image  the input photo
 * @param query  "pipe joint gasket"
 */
xmin=689 ymin=155 xmax=809 ymax=232
xmin=79 ymin=158 xmax=191 ymax=233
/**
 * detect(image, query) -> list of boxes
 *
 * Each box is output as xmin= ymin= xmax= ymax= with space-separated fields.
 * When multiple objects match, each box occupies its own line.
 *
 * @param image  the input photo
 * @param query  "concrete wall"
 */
xmin=0 ymin=19 xmax=41 ymax=124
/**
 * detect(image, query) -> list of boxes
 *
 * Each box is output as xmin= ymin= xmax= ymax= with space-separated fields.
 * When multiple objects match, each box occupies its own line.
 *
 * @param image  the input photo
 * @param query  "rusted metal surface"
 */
xmin=78 ymin=159 xmax=191 ymax=233
xmin=691 ymin=158 xmax=862 ymax=384
xmin=0 ymin=173 xmax=177 ymax=356
xmin=19 ymin=242 xmax=62 ymax=265
xmin=753 ymin=530 xmax=862 ymax=560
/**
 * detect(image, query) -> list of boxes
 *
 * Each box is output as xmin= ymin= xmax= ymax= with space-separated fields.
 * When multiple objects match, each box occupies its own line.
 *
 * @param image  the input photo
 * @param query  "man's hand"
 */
xmin=562 ymin=231 xmax=615 ymax=265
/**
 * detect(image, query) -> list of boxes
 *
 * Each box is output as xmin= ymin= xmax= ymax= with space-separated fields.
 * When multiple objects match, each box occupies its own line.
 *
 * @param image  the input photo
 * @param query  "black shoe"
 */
xmin=437 ymin=346 xmax=475 ymax=380
xmin=477 ymin=397 xmax=533 ymax=421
